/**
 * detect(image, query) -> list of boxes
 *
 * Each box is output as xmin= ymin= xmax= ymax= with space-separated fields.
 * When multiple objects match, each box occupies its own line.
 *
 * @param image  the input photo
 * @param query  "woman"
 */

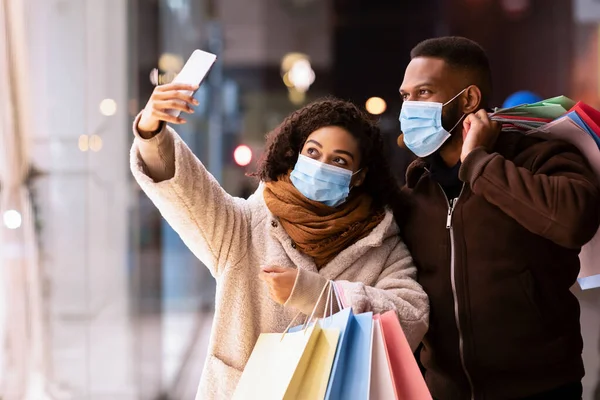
xmin=131 ymin=83 xmax=429 ymax=399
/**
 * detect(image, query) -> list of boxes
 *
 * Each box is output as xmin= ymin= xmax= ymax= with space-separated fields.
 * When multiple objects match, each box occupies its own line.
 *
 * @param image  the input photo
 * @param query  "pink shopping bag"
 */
xmin=379 ymin=311 xmax=432 ymax=400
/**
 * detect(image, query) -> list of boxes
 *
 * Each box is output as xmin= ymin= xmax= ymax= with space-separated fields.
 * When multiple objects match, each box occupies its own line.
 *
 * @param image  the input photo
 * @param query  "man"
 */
xmin=397 ymin=36 xmax=600 ymax=400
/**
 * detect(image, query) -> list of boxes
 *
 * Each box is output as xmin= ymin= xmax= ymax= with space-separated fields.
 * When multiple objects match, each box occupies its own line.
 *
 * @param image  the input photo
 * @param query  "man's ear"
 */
xmin=461 ymin=85 xmax=482 ymax=114
xmin=397 ymin=133 xmax=407 ymax=149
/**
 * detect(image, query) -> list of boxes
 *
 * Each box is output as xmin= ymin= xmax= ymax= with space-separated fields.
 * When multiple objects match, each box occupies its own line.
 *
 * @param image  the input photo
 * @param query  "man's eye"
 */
xmin=401 ymin=93 xmax=409 ymax=101
xmin=419 ymin=89 xmax=430 ymax=96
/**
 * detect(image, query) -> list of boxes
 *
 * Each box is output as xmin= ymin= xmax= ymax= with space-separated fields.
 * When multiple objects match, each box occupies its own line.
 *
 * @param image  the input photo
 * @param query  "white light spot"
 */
xmin=288 ymin=59 xmax=315 ymax=92
xmin=3 ymin=210 xmax=22 ymax=229
xmin=99 ymin=99 xmax=117 ymax=116
xmin=234 ymin=145 xmax=253 ymax=167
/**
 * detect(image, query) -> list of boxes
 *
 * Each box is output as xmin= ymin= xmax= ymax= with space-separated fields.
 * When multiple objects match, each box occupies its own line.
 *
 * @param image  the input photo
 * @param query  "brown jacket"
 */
xmin=399 ymin=131 xmax=600 ymax=400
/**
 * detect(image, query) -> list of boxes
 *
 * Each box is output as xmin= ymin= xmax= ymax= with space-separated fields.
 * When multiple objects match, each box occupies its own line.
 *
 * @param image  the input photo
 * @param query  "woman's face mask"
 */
xmin=291 ymin=155 xmax=362 ymax=207
xmin=399 ymin=88 xmax=467 ymax=157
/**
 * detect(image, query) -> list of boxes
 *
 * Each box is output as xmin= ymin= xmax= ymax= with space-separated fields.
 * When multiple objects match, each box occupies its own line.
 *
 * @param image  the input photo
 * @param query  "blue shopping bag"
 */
xmin=290 ymin=309 xmax=373 ymax=400
xmin=321 ymin=308 xmax=353 ymax=399
xmin=336 ymin=311 xmax=373 ymax=400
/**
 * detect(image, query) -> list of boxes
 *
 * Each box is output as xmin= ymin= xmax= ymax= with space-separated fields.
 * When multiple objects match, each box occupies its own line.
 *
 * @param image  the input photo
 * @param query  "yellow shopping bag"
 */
xmin=234 ymin=282 xmax=340 ymax=400
xmin=234 ymin=282 xmax=342 ymax=400
xmin=232 ymin=322 xmax=322 ymax=400
xmin=294 ymin=326 xmax=340 ymax=400
xmin=289 ymin=281 xmax=341 ymax=400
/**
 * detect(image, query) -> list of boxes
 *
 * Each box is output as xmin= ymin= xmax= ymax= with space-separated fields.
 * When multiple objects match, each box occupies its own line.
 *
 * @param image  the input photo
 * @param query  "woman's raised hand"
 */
xmin=138 ymin=83 xmax=200 ymax=135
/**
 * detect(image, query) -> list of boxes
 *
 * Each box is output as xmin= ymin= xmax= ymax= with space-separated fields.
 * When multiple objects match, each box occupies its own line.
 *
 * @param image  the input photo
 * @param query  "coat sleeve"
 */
xmin=459 ymin=140 xmax=600 ymax=249
xmin=130 ymin=117 xmax=251 ymax=278
xmin=285 ymin=237 xmax=429 ymax=351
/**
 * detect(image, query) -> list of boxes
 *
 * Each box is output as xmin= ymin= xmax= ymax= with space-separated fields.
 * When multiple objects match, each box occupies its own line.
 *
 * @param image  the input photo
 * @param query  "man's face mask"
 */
xmin=399 ymin=88 xmax=468 ymax=158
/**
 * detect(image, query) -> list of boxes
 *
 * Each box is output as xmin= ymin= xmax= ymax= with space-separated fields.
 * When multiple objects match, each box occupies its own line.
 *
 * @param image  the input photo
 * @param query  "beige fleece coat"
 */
xmin=130 ymin=118 xmax=429 ymax=400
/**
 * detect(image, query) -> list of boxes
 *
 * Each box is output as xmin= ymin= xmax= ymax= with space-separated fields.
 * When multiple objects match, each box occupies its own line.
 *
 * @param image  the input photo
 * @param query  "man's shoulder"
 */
xmin=493 ymin=130 xmax=542 ymax=158
xmin=494 ymin=130 xmax=583 ymax=165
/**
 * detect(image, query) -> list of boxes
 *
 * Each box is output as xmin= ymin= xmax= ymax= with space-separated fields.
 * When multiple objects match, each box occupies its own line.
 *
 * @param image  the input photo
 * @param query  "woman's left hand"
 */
xmin=259 ymin=265 xmax=298 ymax=304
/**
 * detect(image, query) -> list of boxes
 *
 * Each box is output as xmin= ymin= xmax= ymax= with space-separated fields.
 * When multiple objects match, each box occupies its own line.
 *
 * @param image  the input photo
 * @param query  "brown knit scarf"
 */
xmin=263 ymin=175 xmax=386 ymax=268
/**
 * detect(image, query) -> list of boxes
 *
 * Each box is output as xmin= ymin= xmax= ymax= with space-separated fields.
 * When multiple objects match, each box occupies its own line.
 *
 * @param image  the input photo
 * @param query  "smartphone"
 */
xmin=166 ymin=49 xmax=217 ymax=117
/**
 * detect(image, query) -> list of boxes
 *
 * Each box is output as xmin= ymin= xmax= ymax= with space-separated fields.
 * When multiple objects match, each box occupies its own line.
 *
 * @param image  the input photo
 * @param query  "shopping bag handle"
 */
xmin=331 ymin=281 xmax=343 ymax=310
xmin=303 ymin=280 xmax=333 ymax=331
xmin=280 ymin=280 xmax=332 ymax=341
xmin=303 ymin=280 xmax=344 ymax=329
xmin=322 ymin=281 xmax=342 ymax=318
xmin=279 ymin=280 xmax=345 ymax=341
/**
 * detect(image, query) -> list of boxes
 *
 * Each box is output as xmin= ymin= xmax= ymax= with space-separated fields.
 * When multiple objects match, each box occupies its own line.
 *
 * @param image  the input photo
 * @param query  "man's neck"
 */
xmin=439 ymin=133 xmax=463 ymax=167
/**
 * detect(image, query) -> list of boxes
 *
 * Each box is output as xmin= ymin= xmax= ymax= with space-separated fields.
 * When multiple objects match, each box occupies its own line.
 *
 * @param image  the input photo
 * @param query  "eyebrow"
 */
xmin=399 ymin=82 xmax=436 ymax=93
xmin=306 ymin=139 xmax=355 ymax=160
xmin=334 ymin=149 xmax=355 ymax=160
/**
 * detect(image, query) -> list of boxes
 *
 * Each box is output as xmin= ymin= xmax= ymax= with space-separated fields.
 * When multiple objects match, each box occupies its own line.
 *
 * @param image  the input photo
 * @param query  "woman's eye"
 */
xmin=306 ymin=148 xmax=318 ymax=156
xmin=334 ymin=157 xmax=347 ymax=166
xmin=401 ymin=93 xmax=409 ymax=101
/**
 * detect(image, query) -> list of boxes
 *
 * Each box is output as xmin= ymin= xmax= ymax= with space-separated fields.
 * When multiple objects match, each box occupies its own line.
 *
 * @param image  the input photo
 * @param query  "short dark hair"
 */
xmin=411 ymin=36 xmax=492 ymax=106
xmin=254 ymin=97 xmax=401 ymax=211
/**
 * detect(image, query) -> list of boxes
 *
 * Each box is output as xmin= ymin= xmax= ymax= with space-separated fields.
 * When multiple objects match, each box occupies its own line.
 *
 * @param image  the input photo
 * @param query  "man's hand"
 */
xmin=460 ymin=109 xmax=502 ymax=162
xmin=259 ymin=265 xmax=298 ymax=305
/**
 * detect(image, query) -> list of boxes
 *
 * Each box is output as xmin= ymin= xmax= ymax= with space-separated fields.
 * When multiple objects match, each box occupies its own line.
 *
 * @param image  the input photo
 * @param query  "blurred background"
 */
xmin=0 ymin=0 xmax=600 ymax=398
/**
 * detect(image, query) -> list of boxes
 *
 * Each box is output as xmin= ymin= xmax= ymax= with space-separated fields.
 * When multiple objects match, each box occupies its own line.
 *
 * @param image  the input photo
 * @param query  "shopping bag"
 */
xmin=379 ymin=311 xmax=432 ymax=400
xmin=295 ymin=326 xmax=340 ymax=400
xmin=290 ymin=283 xmax=374 ymax=400
xmin=339 ymin=311 xmax=374 ymax=399
xmin=232 ymin=322 xmax=322 ymax=400
xmin=496 ymin=95 xmax=575 ymax=119
xmin=570 ymin=101 xmax=600 ymax=140
xmin=370 ymin=315 xmax=396 ymax=400
xmin=528 ymin=95 xmax=576 ymax=113
xmin=322 ymin=308 xmax=353 ymax=400
xmin=526 ymin=116 xmax=600 ymax=289
xmin=234 ymin=282 xmax=335 ymax=400
xmin=565 ymin=111 xmax=600 ymax=146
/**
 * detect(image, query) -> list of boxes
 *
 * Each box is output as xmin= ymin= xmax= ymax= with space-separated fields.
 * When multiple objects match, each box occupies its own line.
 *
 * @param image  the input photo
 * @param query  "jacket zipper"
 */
xmin=440 ymin=184 xmax=475 ymax=400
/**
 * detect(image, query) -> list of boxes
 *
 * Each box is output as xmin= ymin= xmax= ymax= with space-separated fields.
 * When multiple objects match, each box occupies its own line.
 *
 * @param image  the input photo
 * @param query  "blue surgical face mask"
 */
xmin=399 ymin=88 xmax=467 ymax=157
xmin=290 ymin=155 xmax=361 ymax=207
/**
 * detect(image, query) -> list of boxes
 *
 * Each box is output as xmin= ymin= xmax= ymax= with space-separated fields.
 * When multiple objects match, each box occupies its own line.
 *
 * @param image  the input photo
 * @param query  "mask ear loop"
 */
xmin=349 ymin=168 xmax=364 ymax=191
xmin=444 ymin=87 xmax=470 ymax=134
xmin=443 ymin=87 xmax=469 ymax=107
xmin=448 ymin=113 xmax=467 ymax=134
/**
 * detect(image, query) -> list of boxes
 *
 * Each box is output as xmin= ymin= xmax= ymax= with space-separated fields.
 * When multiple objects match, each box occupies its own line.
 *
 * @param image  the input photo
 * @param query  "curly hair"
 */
xmin=254 ymin=97 xmax=402 ymax=211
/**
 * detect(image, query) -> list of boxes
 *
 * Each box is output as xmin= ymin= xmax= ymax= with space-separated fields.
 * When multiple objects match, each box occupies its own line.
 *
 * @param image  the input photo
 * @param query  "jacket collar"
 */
xmin=405 ymin=158 xmax=429 ymax=189
xmin=405 ymin=129 xmax=526 ymax=189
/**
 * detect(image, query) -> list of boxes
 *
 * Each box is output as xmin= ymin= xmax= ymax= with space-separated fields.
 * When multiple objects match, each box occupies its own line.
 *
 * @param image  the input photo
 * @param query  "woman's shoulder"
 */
xmin=358 ymin=209 xmax=400 ymax=249
xmin=244 ymin=182 xmax=269 ymax=228
xmin=377 ymin=208 xmax=401 ymax=237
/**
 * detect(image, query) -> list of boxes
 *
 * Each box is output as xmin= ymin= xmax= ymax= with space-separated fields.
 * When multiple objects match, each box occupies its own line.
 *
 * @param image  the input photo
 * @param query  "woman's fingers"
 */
xmin=155 ymin=83 xmax=199 ymax=93
xmin=154 ymin=99 xmax=194 ymax=115
xmin=137 ymin=84 xmax=199 ymax=133
xmin=150 ymin=109 xmax=186 ymax=125
xmin=153 ymin=90 xmax=199 ymax=106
